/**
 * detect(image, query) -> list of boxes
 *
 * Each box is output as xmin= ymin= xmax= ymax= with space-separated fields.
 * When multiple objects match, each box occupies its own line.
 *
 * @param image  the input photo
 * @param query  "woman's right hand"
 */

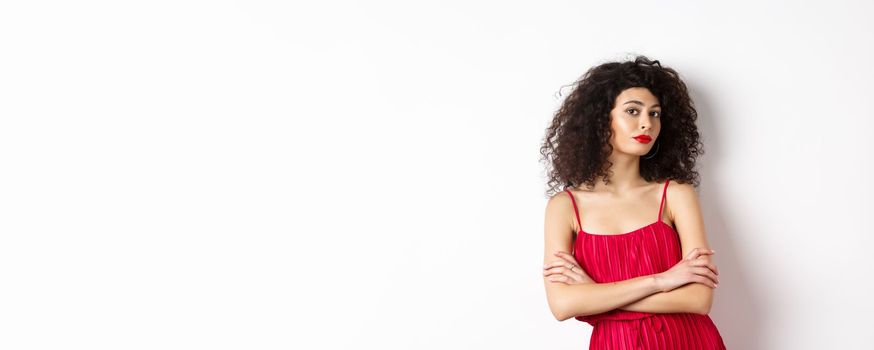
xmin=654 ymin=248 xmax=720 ymax=292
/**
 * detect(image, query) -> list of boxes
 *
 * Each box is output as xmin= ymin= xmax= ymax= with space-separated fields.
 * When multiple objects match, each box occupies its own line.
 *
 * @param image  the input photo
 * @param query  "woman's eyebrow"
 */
xmin=622 ymin=100 xmax=661 ymax=108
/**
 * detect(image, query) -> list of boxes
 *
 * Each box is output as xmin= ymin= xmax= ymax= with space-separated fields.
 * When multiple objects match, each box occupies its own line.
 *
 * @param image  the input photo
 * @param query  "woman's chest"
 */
xmin=572 ymin=230 xmax=682 ymax=283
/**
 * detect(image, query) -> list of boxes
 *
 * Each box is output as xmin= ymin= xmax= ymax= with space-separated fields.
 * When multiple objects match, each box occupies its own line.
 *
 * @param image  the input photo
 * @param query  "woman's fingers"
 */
xmin=684 ymin=247 xmax=715 ymax=261
xmin=547 ymin=274 xmax=570 ymax=283
xmin=543 ymin=259 xmax=576 ymax=271
xmin=693 ymin=275 xmax=717 ymax=288
xmin=691 ymin=258 xmax=720 ymax=276
xmin=544 ymin=251 xmax=580 ymax=274
xmin=543 ymin=266 xmax=577 ymax=277
xmin=544 ymin=263 xmax=584 ymax=281
xmin=706 ymin=261 xmax=719 ymax=276
xmin=544 ymin=251 xmax=586 ymax=283
xmin=543 ymin=262 xmax=576 ymax=273
xmin=543 ymin=264 xmax=579 ymax=282
xmin=552 ymin=251 xmax=577 ymax=265
xmin=684 ymin=247 xmax=713 ymax=260
xmin=692 ymin=266 xmax=719 ymax=285
xmin=705 ymin=263 xmax=719 ymax=277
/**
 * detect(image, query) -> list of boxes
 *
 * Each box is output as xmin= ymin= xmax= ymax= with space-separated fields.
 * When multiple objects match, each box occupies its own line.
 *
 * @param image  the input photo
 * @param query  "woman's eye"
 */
xmin=627 ymin=109 xmax=660 ymax=117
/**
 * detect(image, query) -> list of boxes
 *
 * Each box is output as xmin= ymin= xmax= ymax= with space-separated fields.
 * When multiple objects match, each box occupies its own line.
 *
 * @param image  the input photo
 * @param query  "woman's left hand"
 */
xmin=543 ymin=251 xmax=595 ymax=285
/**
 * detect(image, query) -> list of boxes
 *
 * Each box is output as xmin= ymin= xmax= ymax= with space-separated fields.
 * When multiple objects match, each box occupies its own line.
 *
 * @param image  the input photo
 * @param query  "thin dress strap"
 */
xmin=564 ymin=189 xmax=582 ymax=232
xmin=657 ymin=179 xmax=670 ymax=222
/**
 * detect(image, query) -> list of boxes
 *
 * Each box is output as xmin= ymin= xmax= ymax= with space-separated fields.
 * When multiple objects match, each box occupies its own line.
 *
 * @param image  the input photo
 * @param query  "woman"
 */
xmin=540 ymin=55 xmax=727 ymax=349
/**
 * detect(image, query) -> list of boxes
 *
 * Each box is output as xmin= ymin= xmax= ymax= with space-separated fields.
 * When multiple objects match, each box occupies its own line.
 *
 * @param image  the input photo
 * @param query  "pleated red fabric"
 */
xmin=565 ymin=179 xmax=726 ymax=350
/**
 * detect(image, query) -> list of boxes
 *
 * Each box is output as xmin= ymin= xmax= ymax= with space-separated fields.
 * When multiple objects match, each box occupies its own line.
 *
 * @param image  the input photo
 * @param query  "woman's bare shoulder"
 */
xmin=664 ymin=181 xmax=699 ymax=221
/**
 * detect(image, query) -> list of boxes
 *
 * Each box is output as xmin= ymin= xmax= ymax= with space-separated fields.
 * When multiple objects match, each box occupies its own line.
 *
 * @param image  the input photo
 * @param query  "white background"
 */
xmin=1 ymin=1 xmax=872 ymax=349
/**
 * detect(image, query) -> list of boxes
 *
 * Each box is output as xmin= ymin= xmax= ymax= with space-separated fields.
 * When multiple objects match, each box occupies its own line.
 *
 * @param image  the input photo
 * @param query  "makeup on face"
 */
xmin=612 ymin=88 xmax=661 ymax=149
xmin=621 ymin=99 xmax=660 ymax=144
xmin=632 ymin=134 xmax=652 ymax=144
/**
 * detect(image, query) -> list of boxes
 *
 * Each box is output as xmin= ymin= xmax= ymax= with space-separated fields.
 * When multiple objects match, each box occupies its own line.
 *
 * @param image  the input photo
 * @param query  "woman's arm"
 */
xmin=618 ymin=182 xmax=716 ymax=315
xmin=542 ymin=193 xmax=663 ymax=321
xmin=618 ymin=279 xmax=713 ymax=314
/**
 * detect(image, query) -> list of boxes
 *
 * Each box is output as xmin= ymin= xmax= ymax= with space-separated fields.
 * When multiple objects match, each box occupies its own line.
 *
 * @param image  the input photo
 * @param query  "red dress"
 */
xmin=564 ymin=179 xmax=726 ymax=349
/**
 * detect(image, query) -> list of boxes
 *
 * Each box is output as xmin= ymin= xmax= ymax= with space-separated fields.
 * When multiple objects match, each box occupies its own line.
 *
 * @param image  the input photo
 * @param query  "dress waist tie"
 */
xmin=631 ymin=316 xmax=664 ymax=349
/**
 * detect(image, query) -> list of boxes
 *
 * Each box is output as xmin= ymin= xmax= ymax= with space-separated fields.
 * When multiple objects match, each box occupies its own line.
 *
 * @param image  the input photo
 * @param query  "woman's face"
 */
xmin=608 ymin=87 xmax=662 ymax=157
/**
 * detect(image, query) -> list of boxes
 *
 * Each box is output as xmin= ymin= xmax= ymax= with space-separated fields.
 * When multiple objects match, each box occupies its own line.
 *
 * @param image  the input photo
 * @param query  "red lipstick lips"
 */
xmin=633 ymin=135 xmax=652 ymax=144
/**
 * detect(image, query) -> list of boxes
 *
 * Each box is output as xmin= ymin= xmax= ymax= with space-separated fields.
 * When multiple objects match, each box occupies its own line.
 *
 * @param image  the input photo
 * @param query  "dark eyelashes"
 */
xmin=626 ymin=108 xmax=661 ymax=117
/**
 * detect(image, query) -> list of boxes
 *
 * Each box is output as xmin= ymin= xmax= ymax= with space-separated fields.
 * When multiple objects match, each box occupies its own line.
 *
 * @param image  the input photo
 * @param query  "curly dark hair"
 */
xmin=539 ymin=55 xmax=704 ymax=197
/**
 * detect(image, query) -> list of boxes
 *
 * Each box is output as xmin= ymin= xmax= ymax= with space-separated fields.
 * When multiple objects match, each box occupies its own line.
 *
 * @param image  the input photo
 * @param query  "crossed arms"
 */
xmin=542 ymin=183 xmax=716 ymax=321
